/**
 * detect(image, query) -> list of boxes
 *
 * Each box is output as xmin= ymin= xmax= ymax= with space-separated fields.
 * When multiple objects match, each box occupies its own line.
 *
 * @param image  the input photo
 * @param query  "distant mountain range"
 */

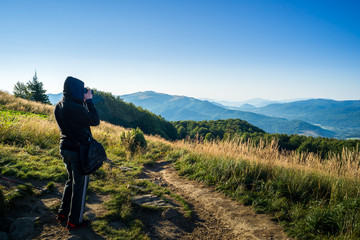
xmin=204 ymin=97 xmax=309 ymax=108
xmin=236 ymin=99 xmax=360 ymax=139
xmin=199 ymin=98 xmax=277 ymax=108
xmin=119 ymin=91 xmax=336 ymax=138
xmin=47 ymin=93 xmax=62 ymax=105
xmin=48 ymin=91 xmax=360 ymax=139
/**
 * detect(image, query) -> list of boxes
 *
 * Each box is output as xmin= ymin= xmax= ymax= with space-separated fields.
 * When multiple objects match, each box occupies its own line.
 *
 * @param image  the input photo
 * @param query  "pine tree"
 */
xmin=27 ymin=71 xmax=50 ymax=104
xmin=13 ymin=81 xmax=30 ymax=99
xmin=13 ymin=71 xmax=51 ymax=104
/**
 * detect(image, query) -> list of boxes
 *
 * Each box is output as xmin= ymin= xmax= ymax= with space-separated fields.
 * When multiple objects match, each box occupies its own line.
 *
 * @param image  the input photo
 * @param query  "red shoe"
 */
xmin=56 ymin=214 xmax=67 ymax=222
xmin=66 ymin=220 xmax=90 ymax=230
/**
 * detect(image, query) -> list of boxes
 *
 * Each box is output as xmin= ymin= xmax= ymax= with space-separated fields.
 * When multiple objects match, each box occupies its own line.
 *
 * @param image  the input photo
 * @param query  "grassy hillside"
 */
xmin=1 ymin=90 xmax=54 ymax=116
xmin=2 ymin=90 xmax=360 ymax=239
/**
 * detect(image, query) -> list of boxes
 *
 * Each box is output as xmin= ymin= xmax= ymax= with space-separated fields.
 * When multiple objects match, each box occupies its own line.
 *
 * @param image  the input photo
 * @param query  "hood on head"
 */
xmin=63 ymin=76 xmax=87 ymax=103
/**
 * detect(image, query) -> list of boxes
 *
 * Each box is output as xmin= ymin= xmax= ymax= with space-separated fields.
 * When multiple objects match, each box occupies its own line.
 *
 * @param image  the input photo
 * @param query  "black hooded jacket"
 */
xmin=54 ymin=77 xmax=100 ymax=151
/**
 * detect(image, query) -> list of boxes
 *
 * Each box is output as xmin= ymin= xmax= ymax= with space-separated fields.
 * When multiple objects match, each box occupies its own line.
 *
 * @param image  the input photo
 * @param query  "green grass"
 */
xmin=174 ymin=151 xmax=360 ymax=239
xmin=91 ymin=219 xmax=148 ymax=240
xmin=0 ymin=108 xmax=48 ymax=119
xmin=0 ymin=144 xmax=66 ymax=181
xmin=170 ymin=193 xmax=193 ymax=218
xmin=0 ymin=109 xmax=58 ymax=148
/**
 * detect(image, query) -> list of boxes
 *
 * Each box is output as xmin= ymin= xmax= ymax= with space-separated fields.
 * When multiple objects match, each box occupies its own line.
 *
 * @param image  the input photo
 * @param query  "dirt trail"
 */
xmin=1 ymin=160 xmax=290 ymax=239
xmin=144 ymin=160 xmax=290 ymax=240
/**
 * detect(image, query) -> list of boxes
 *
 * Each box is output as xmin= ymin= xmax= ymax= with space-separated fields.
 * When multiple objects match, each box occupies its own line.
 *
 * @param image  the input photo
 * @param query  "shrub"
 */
xmin=120 ymin=128 xmax=147 ymax=154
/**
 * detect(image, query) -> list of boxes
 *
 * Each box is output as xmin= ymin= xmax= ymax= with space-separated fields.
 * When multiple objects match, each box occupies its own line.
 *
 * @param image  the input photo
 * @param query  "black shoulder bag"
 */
xmin=79 ymin=137 xmax=107 ymax=175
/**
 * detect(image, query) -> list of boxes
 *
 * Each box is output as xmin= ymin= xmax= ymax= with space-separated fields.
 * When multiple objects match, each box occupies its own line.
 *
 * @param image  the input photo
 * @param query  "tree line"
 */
xmin=172 ymin=119 xmax=360 ymax=159
xmin=173 ymin=119 xmax=265 ymax=141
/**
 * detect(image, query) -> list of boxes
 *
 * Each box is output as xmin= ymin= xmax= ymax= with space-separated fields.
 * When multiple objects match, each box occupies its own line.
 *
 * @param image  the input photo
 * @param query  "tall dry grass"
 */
xmin=92 ymin=121 xmax=128 ymax=146
xmin=0 ymin=112 xmax=131 ymax=149
xmin=173 ymin=137 xmax=360 ymax=179
xmin=0 ymin=90 xmax=132 ymax=146
xmin=0 ymin=90 xmax=54 ymax=117
xmin=0 ymin=113 xmax=59 ymax=148
xmin=173 ymin=139 xmax=360 ymax=239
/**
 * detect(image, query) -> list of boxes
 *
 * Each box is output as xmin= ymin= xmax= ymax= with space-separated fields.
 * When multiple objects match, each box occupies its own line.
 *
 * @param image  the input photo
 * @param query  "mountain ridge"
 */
xmin=241 ymin=98 xmax=360 ymax=138
xmin=48 ymin=91 xmax=358 ymax=138
xmin=120 ymin=91 xmax=335 ymax=138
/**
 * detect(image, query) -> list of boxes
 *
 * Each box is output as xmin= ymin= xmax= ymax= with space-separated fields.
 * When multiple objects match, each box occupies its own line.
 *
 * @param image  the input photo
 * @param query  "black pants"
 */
xmin=58 ymin=149 xmax=89 ymax=224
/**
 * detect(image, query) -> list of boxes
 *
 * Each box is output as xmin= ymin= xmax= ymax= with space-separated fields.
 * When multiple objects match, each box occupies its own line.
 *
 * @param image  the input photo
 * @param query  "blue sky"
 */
xmin=1 ymin=0 xmax=359 ymax=101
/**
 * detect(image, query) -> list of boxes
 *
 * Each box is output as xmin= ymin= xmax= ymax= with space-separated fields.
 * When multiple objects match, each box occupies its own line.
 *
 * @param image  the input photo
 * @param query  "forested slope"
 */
xmin=93 ymin=90 xmax=178 ymax=140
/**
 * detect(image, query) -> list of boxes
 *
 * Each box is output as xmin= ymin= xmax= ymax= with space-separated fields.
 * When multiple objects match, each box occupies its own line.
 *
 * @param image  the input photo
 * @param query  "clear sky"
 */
xmin=1 ymin=0 xmax=359 ymax=101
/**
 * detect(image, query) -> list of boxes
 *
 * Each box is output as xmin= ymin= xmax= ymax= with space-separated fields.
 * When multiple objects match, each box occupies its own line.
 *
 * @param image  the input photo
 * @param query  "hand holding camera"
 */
xmin=84 ymin=88 xmax=93 ymax=100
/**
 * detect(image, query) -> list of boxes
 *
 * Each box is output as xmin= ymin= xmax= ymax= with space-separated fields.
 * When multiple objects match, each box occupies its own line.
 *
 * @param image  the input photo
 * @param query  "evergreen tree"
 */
xmin=27 ymin=72 xmax=50 ymax=104
xmin=13 ymin=81 xmax=30 ymax=99
xmin=13 ymin=72 xmax=51 ymax=104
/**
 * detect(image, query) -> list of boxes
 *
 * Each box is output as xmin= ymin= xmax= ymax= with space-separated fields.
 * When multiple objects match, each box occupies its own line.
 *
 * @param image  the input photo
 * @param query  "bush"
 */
xmin=120 ymin=128 xmax=147 ymax=154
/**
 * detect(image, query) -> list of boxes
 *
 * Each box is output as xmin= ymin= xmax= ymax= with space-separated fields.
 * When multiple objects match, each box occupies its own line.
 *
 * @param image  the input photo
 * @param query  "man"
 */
xmin=54 ymin=76 xmax=100 ymax=230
